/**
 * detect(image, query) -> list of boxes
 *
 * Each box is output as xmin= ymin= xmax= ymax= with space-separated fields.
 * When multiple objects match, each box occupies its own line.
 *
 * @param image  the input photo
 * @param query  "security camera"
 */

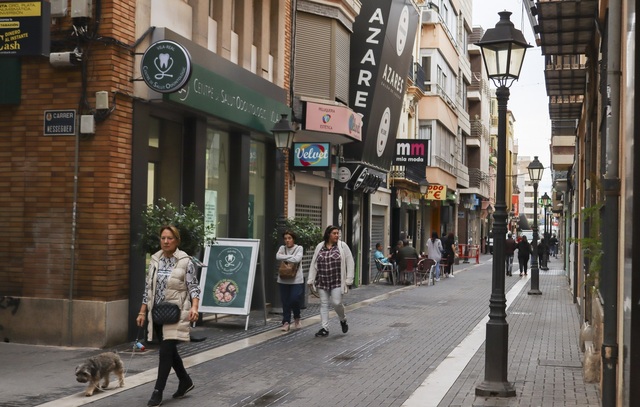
xmin=49 ymin=51 xmax=82 ymax=67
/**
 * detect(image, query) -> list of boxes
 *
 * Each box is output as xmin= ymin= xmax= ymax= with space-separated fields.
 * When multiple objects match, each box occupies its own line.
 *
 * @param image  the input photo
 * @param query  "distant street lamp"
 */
xmin=539 ymin=192 xmax=551 ymax=271
xmin=475 ymin=11 xmax=530 ymax=398
xmin=527 ymin=156 xmax=544 ymax=293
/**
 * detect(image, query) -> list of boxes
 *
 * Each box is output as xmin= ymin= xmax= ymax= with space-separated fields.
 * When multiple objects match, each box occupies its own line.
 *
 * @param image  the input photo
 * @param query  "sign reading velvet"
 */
xmin=291 ymin=142 xmax=331 ymax=169
xmin=345 ymin=0 xmax=419 ymax=170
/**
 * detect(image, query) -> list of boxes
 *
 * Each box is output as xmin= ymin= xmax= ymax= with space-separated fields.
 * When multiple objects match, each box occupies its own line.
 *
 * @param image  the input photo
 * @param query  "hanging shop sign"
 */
xmin=345 ymin=0 xmax=420 ymax=169
xmin=426 ymin=184 xmax=447 ymax=200
xmin=392 ymin=139 xmax=428 ymax=165
xmin=141 ymin=40 xmax=192 ymax=93
xmin=0 ymin=1 xmax=50 ymax=56
xmin=304 ymin=102 xmax=362 ymax=141
xmin=291 ymin=142 xmax=331 ymax=170
xmin=337 ymin=163 xmax=386 ymax=194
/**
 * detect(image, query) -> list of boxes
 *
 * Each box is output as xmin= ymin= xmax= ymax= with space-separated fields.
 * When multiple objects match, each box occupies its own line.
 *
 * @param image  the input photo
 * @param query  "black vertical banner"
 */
xmin=346 ymin=0 xmax=419 ymax=170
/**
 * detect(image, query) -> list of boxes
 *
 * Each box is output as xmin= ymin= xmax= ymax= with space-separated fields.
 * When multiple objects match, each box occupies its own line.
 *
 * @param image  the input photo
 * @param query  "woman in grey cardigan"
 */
xmin=275 ymin=230 xmax=304 ymax=331
xmin=307 ymin=225 xmax=355 ymax=337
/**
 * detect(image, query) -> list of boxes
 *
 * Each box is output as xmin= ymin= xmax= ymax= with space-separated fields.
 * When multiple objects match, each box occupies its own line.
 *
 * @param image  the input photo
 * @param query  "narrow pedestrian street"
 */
xmin=1 ymin=255 xmax=600 ymax=407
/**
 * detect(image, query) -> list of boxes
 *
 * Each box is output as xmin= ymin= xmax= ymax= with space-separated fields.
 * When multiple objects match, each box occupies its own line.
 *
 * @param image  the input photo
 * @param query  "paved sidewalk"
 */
xmin=0 ymin=254 xmax=600 ymax=407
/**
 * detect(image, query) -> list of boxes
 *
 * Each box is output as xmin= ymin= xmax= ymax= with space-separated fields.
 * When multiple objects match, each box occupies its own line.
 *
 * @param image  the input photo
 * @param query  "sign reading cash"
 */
xmin=141 ymin=40 xmax=192 ymax=93
xmin=0 ymin=1 xmax=51 ymax=56
xmin=345 ymin=0 xmax=419 ymax=170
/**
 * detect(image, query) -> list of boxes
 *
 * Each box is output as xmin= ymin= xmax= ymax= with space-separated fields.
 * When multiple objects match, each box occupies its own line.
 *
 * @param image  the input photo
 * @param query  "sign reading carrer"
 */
xmin=140 ymin=40 xmax=192 ymax=93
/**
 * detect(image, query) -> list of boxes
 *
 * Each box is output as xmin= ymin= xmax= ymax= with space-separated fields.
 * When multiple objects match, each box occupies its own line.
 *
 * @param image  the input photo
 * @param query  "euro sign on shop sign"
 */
xmin=427 ymin=185 xmax=447 ymax=200
xmin=141 ymin=40 xmax=192 ymax=93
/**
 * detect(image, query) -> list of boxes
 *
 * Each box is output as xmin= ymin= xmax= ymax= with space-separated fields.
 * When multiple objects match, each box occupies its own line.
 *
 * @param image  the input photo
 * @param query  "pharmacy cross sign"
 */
xmin=141 ymin=40 xmax=192 ymax=93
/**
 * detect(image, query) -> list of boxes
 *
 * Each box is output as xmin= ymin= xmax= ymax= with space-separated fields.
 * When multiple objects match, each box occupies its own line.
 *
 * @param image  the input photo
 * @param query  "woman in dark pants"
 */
xmin=517 ymin=235 xmax=532 ymax=276
xmin=275 ymin=230 xmax=304 ymax=331
xmin=443 ymin=232 xmax=457 ymax=278
xmin=136 ymin=225 xmax=200 ymax=407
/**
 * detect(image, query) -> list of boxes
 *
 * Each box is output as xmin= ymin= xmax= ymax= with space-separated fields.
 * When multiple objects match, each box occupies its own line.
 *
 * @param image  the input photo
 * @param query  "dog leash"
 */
xmin=123 ymin=327 xmax=146 ymax=377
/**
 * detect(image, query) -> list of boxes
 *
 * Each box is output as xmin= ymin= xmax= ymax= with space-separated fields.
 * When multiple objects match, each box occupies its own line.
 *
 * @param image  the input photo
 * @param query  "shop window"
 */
xmin=205 ymin=129 xmax=230 ymax=238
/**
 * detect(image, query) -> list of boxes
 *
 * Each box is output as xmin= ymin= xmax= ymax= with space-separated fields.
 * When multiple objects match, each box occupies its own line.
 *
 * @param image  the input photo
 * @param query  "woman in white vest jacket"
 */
xmin=307 ymin=225 xmax=354 ymax=337
xmin=136 ymin=225 xmax=200 ymax=407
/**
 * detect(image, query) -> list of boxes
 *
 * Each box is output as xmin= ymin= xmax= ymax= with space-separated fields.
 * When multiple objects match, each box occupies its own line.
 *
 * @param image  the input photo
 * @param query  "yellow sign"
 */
xmin=427 ymin=184 xmax=447 ymax=200
xmin=0 ymin=2 xmax=41 ymax=17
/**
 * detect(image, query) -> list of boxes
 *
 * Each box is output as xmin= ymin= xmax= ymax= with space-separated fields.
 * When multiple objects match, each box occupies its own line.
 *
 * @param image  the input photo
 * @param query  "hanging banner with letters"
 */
xmin=345 ymin=0 xmax=420 ymax=171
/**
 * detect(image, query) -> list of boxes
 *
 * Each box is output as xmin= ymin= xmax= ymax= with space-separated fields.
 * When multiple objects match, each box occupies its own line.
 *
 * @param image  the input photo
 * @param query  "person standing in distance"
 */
xmin=137 ymin=225 xmax=200 ymax=407
xmin=307 ymin=225 xmax=354 ymax=337
xmin=275 ymin=230 xmax=304 ymax=331
xmin=426 ymin=232 xmax=443 ymax=281
xmin=505 ymin=233 xmax=517 ymax=276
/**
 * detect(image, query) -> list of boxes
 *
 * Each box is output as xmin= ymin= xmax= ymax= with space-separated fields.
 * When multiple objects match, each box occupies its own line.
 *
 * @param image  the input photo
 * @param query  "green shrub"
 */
xmin=272 ymin=217 xmax=322 ymax=251
xmin=137 ymin=198 xmax=215 ymax=255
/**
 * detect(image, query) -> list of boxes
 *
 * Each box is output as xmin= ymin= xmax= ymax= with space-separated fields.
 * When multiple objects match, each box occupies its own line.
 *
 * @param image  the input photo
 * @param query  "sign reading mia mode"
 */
xmin=43 ymin=110 xmax=75 ymax=136
xmin=199 ymin=238 xmax=260 ymax=318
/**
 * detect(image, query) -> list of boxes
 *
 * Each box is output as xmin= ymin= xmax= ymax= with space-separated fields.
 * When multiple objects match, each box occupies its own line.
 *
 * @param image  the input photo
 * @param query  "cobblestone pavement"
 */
xmin=0 ymin=255 xmax=601 ymax=407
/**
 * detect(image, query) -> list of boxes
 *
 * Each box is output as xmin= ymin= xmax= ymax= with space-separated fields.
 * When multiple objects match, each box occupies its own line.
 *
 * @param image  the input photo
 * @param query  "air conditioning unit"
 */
xmin=422 ymin=9 xmax=438 ymax=24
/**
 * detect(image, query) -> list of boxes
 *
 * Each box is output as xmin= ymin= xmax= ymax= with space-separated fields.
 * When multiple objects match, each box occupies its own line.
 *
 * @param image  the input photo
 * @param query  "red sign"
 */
xmin=304 ymin=102 xmax=362 ymax=141
xmin=511 ymin=194 xmax=520 ymax=215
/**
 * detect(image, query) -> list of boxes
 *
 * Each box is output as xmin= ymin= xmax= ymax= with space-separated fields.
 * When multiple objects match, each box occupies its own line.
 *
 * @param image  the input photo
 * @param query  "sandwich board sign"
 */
xmin=199 ymin=238 xmax=260 ymax=330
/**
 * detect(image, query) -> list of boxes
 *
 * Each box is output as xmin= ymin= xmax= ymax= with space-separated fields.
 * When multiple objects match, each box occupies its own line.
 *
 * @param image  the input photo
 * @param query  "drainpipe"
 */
xmin=601 ymin=1 xmax=622 ymax=405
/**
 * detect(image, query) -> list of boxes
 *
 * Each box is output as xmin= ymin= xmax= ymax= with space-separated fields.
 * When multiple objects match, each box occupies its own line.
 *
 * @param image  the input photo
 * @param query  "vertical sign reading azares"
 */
xmin=140 ymin=40 xmax=192 ymax=93
xmin=0 ymin=1 xmax=50 ymax=56
xmin=345 ymin=0 xmax=419 ymax=169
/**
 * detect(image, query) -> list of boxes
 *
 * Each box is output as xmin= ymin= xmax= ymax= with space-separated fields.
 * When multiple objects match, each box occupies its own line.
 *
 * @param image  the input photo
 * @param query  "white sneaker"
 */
xmin=449 ymin=274 xmax=455 ymax=278
xmin=435 ymin=278 xmax=440 ymax=282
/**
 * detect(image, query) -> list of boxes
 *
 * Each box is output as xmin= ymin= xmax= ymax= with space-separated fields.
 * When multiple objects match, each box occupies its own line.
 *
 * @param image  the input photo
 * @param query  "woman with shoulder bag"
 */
xmin=136 ymin=225 xmax=200 ymax=407
xmin=307 ymin=225 xmax=354 ymax=338
xmin=275 ymin=230 xmax=304 ymax=331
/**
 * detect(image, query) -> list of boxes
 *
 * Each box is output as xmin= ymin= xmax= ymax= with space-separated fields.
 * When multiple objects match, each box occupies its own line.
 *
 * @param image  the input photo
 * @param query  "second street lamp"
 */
xmin=474 ymin=11 xmax=530 ymax=398
xmin=527 ymin=156 xmax=544 ymax=294
xmin=540 ymin=192 xmax=551 ymax=271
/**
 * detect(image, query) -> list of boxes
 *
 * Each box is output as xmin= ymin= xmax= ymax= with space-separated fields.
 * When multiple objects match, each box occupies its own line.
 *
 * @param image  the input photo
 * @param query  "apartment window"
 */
xmin=421 ymin=56 xmax=432 ymax=92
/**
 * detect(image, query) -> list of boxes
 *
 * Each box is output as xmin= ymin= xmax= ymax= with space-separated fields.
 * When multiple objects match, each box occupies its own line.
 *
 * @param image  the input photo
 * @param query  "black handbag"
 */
xmin=152 ymin=302 xmax=181 ymax=325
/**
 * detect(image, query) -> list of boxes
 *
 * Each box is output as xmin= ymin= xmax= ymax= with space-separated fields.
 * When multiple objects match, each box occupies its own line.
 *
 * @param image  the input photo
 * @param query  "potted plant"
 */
xmin=137 ymin=197 xmax=215 ymax=256
xmin=271 ymin=217 xmax=322 ymax=251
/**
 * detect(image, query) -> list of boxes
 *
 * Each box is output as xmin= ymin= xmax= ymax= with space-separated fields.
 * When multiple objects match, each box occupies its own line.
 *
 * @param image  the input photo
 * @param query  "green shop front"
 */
xmin=128 ymin=30 xmax=289 ymax=338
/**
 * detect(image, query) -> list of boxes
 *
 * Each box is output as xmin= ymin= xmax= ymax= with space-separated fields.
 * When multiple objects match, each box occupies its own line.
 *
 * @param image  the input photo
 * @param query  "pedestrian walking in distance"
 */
xmin=275 ymin=230 xmax=304 ymax=331
xmin=517 ymin=235 xmax=532 ymax=277
xmin=307 ymin=225 xmax=354 ymax=337
xmin=505 ymin=233 xmax=517 ymax=276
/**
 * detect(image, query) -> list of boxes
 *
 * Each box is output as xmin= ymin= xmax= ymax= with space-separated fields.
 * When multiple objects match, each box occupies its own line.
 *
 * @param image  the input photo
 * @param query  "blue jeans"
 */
xmin=279 ymin=283 xmax=304 ymax=324
xmin=505 ymin=254 xmax=514 ymax=275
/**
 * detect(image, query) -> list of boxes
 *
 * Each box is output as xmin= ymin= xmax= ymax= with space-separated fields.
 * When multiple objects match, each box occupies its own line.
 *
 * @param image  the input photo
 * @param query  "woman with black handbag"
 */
xmin=136 ymin=225 xmax=201 ymax=407
xmin=275 ymin=230 xmax=304 ymax=332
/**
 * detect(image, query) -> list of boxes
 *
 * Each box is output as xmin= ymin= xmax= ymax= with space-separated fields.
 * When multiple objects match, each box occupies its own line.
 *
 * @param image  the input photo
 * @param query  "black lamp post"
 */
xmin=475 ymin=11 xmax=530 ymax=398
xmin=419 ymin=179 xmax=429 ymax=253
xmin=271 ymin=114 xmax=296 ymax=311
xmin=527 ymin=156 xmax=544 ymax=293
xmin=539 ymin=192 xmax=551 ymax=270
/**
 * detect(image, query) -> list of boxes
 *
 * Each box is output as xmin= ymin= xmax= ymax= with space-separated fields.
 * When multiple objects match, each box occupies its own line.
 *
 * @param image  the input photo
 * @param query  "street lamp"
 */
xmin=527 ymin=156 xmax=544 ymax=293
xmin=271 ymin=113 xmax=296 ymax=311
xmin=539 ymin=192 xmax=551 ymax=270
xmin=419 ymin=178 xmax=429 ymax=253
xmin=475 ymin=11 xmax=530 ymax=398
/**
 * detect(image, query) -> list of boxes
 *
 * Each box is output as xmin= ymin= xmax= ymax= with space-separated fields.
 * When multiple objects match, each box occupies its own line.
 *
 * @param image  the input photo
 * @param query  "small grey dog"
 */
xmin=75 ymin=352 xmax=125 ymax=396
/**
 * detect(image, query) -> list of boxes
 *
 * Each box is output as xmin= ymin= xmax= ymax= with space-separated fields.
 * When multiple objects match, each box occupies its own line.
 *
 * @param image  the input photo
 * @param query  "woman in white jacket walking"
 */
xmin=307 ymin=225 xmax=354 ymax=337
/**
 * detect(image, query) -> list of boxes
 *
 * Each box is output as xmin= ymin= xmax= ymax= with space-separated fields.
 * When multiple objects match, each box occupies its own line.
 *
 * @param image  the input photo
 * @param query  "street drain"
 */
xmin=389 ymin=322 xmax=410 ymax=327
